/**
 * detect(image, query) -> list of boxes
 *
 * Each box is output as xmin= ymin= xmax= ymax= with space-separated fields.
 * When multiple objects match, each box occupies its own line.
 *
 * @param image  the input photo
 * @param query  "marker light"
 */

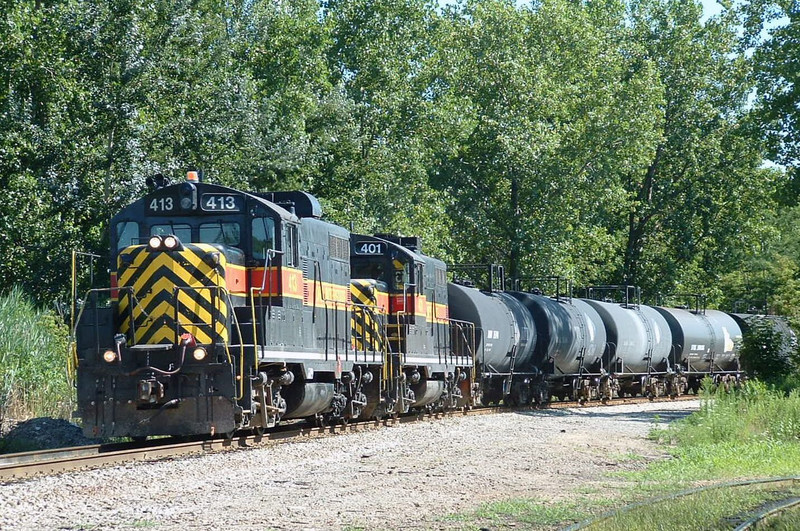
xmin=186 ymin=171 xmax=199 ymax=182
xmin=103 ymin=350 xmax=117 ymax=363
xmin=163 ymin=235 xmax=179 ymax=249
xmin=148 ymin=236 xmax=162 ymax=249
xmin=192 ymin=347 xmax=208 ymax=361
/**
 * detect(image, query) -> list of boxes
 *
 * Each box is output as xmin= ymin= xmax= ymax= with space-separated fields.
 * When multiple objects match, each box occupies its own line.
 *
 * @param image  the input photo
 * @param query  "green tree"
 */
xmin=747 ymin=0 xmax=800 ymax=203
xmin=431 ymin=0 xmax=652 ymax=281
xmin=321 ymin=0 xmax=453 ymax=254
xmin=618 ymin=0 xmax=777 ymax=296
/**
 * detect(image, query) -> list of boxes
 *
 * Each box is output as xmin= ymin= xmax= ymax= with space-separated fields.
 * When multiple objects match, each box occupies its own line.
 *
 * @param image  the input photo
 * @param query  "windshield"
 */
xmin=151 ymin=223 xmax=191 ymax=242
xmin=200 ymin=222 xmax=241 ymax=246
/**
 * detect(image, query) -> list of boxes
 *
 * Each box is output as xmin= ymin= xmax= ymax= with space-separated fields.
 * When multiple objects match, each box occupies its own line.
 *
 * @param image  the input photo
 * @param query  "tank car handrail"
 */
xmin=585 ymin=285 xmax=641 ymax=308
xmin=447 ymin=263 xmax=505 ymax=292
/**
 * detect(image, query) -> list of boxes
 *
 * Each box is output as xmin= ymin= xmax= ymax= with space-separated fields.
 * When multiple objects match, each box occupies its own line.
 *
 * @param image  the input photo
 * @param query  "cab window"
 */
xmin=353 ymin=260 xmax=385 ymax=280
xmin=199 ymin=222 xmax=240 ymax=246
xmin=151 ymin=224 xmax=191 ymax=242
xmin=252 ymin=217 xmax=276 ymax=261
xmin=116 ymin=221 xmax=139 ymax=250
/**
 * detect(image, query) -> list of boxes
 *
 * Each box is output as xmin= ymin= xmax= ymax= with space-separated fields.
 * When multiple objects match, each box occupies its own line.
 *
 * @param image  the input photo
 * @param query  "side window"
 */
xmin=393 ymin=261 xmax=408 ymax=289
xmin=151 ymin=224 xmax=191 ymax=242
xmin=116 ymin=221 xmax=139 ymax=250
xmin=251 ymin=217 xmax=276 ymax=261
xmin=199 ymin=223 xmax=240 ymax=246
xmin=285 ymin=224 xmax=299 ymax=267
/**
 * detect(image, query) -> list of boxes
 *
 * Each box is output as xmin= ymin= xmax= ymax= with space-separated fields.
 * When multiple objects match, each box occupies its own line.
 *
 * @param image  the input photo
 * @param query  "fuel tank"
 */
xmin=581 ymin=300 xmax=672 ymax=374
xmin=654 ymin=308 xmax=742 ymax=372
xmin=447 ymin=283 xmax=538 ymax=374
xmin=507 ymin=293 xmax=607 ymax=376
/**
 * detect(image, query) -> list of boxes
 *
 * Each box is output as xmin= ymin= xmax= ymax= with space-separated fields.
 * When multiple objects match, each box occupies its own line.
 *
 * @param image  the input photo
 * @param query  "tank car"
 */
xmin=447 ymin=283 xmax=539 ymax=405
xmin=507 ymin=293 xmax=610 ymax=402
xmin=653 ymin=307 xmax=742 ymax=393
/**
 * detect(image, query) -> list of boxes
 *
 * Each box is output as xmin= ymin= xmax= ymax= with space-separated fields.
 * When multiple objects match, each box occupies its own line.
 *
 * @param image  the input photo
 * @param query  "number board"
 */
xmin=147 ymin=194 xmax=176 ymax=213
xmin=201 ymin=194 xmax=243 ymax=212
xmin=354 ymin=241 xmax=386 ymax=255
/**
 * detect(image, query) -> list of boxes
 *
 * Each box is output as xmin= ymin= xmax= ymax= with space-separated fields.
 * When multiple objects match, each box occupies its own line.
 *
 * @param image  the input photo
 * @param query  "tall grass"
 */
xmin=644 ymin=379 xmax=800 ymax=482
xmin=0 ymin=286 xmax=74 ymax=428
xmin=663 ymin=380 xmax=800 ymax=447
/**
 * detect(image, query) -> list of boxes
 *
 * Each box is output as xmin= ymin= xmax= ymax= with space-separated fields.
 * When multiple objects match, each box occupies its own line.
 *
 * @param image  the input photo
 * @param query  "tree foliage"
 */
xmin=739 ymin=319 xmax=799 ymax=384
xmin=0 ymin=0 xmax=795 ymax=323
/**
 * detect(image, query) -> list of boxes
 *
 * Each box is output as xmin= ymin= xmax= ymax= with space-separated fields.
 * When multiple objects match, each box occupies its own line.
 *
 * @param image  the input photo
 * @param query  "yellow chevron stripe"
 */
xmin=352 ymin=291 xmax=370 ymax=305
xmin=117 ymin=245 xmax=229 ymax=345
xmin=140 ymin=309 xmax=216 ymax=345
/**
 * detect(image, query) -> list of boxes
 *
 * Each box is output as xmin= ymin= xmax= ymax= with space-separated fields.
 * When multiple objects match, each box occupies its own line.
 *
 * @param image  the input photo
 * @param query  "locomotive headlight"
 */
xmin=148 ymin=236 xmax=162 ymax=250
xmin=192 ymin=347 xmax=208 ymax=361
xmin=163 ymin=235 xmax=179 ymax=250
xmin=102 ymin=349 xmax=117 ymax=363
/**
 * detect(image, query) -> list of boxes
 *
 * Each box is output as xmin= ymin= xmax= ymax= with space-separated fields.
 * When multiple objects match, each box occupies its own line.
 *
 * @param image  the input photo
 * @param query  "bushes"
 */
xmin=0 ymin=286 xmax=74 ymax=428
xmin=739 ymin=318 xmax=799 ymax=386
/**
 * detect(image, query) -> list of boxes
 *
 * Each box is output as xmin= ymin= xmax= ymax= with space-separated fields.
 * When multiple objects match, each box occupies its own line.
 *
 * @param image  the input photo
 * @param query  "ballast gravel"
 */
xmin=0 ymin=400 xmax=699 ymax=530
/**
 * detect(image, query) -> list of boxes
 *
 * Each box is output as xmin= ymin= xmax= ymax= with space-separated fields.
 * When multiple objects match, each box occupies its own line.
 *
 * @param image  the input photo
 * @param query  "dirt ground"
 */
xmin=0 ymin=400 xmax=698 ymax=530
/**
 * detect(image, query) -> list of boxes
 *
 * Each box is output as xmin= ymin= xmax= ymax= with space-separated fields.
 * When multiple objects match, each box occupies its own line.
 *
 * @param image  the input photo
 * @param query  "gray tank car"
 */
xmin=509 ymin=293 xmax=608 ymax=401
xmin=653 ymin=307 xmax=742 ymax=392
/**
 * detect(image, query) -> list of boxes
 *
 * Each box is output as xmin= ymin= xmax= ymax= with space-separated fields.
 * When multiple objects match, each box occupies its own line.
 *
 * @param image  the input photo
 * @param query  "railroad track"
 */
xmin=0 ymin=393 xmax=698 ymax=482
xmin=564 ymin=476 xmax=800 ymax=530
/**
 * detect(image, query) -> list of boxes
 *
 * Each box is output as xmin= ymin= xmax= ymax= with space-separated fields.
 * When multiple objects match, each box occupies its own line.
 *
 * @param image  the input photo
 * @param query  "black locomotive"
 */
xmin=71 ymin=175 xmax=794 ymax=439
xmin=73 ymin=174 xmax=474 ymax=438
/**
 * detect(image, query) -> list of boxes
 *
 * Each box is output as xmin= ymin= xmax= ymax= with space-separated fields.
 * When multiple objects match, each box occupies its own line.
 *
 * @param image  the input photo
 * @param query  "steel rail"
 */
xmin=0 ymin=394 xmax=698 ymax=483
xmin=734 ymin=496 xmax=800 ymax=530
xmin=562 ymin=476 xmax=800 ymax=530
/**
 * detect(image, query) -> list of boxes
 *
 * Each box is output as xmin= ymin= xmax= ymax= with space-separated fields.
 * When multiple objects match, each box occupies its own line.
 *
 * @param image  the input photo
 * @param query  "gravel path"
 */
xmin=0 ymin=400 xmax=698 ymax=530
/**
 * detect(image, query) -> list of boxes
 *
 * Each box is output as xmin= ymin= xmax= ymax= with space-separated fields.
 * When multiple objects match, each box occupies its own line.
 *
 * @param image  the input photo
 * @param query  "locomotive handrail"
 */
xmin=255 ymin=248 xmax=281 ymax=353
xmin=350 ymin=300 xmax=388 ymax=356
xmin=173 ymin=285 xmax=245 ymax=400
xmin=71 ymin=286 xmax=141 ymax=346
